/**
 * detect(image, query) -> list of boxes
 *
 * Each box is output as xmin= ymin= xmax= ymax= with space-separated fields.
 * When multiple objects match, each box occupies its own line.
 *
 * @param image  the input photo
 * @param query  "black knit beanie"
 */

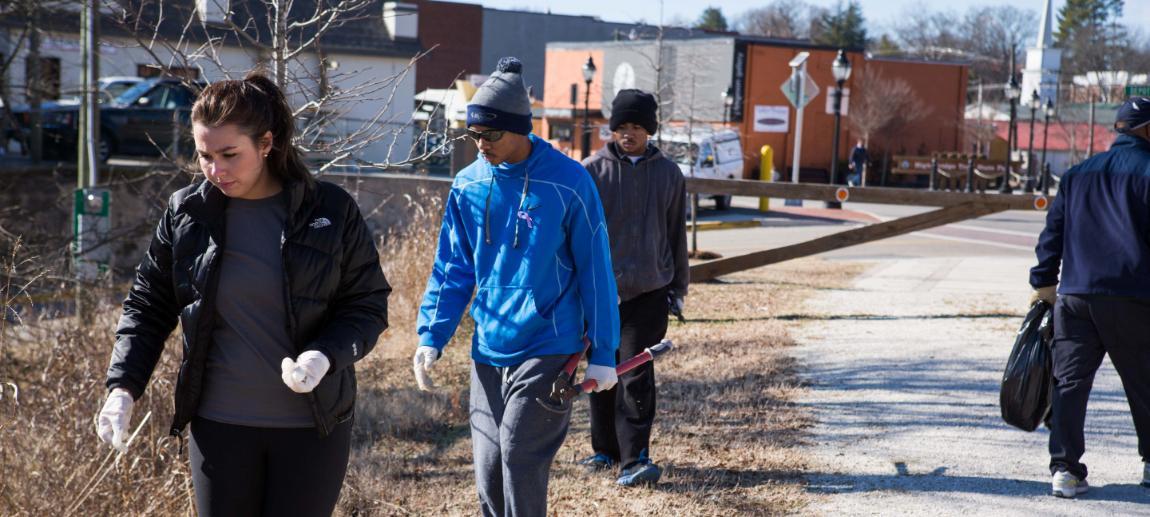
xmin=609 ymin=89 xmax=658 ymax=135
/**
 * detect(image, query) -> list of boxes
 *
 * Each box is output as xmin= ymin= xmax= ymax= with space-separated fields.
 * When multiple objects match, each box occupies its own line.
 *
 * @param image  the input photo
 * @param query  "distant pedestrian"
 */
xmin=579 ymin=89 xmax=689 ymax=487
xmin=848 ymin=139 xmax=868 ymax=186
xmin=1029 ymin=96 xmax=1150 ymax=498
xmin=97 ymin=72 xmax=391 ymax=515
xmin=412 ymin=57 xmax=620 ymax=516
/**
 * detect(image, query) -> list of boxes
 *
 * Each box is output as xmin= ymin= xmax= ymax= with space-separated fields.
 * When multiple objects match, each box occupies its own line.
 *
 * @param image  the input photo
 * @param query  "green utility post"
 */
xmin=75 ymin=0 xmax=104 ymax=323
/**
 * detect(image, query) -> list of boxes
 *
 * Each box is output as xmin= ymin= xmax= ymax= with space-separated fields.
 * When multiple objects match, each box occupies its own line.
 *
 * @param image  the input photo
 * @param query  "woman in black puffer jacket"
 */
xmin=96 ymin=72 xmax=390 ymax=516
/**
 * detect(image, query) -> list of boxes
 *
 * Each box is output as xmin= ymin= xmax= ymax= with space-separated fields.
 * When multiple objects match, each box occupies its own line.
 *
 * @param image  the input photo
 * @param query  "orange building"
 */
xmin=543 ymin=37 xmax=968 ymax=180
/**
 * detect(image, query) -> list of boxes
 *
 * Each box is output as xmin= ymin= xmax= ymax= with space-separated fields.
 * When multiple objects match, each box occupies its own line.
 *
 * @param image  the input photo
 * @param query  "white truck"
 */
xmin=659 ymin=128 xmax=744 ymax=210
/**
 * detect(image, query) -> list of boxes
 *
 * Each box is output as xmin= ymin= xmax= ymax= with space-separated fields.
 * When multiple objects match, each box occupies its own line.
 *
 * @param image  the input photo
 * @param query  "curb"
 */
xmin=686 ymin=219 xmax=764 ymax=231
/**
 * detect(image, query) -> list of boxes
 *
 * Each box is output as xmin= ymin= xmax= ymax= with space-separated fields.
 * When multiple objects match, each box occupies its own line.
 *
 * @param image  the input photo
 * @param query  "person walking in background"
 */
xmin=412 ymin=57 xmax=620 ymax=516
xmin=1029 ymin=96 xmax=1150 ymax=498
xmin=96 ymin=72 xmax=391 ymax=516
xmin=580 ymin=89 xmax=688 ymax=487
xmin=848 ymin=139 xmax=868 ymax=187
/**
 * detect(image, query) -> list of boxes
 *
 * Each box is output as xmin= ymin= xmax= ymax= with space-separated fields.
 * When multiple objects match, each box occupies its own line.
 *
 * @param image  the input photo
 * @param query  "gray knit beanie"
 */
xmin=467 ymin=57 xmax=533 ymax=135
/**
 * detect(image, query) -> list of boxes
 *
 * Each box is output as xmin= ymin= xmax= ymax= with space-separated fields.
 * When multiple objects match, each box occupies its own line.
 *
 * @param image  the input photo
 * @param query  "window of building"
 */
xmin=137 ymin=65 xmax=200 ymax=81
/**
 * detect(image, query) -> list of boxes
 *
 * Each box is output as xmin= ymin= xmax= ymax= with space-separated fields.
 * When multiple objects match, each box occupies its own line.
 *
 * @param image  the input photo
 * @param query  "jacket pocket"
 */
xmin=471 ymin=286 xmax=548 ymax=354
xmin=314 ymin=368 xmax=356 ymax=424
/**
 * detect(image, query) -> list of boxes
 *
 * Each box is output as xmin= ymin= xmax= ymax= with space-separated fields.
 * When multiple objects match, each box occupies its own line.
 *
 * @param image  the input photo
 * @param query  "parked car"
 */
xmin=6 ymin=76 xmax=200 ymax=162
xmin=55 ymin=76 xmax=146 ymax=107
xmin=660 ymin=128 xmax=744 ymax=210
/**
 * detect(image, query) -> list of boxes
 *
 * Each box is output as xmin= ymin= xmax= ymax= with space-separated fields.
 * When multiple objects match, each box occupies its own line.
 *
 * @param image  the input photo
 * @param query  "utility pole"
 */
xmin=76 ymin=0 xmax=108 ymax=324
xmin=28 ymin=3 xmax=42 ymax=162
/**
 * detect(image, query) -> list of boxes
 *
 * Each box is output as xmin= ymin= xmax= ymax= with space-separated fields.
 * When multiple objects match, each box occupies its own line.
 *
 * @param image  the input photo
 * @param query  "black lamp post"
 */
xmin=722 ymin=85 xmax=734 ymax=126
xmin=569 ymin=83 xmax=578 ymax=152
xmin=826 ymin=49 xmax=851 ymax=209
xmin=581 ymin=56 xmax=596 ymax=160
xmin=1040 ymin=98 xmax=1055 ymax=195
xmin=1000 ymin=74 xmax=1021 ymax=194
xmin=1024 ymin=90 xmax=1041 ymax=193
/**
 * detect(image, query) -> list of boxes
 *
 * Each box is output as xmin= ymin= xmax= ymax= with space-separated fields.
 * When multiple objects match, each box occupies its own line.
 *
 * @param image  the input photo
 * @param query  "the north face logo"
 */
xmin=310 ymin=217 xmax=332 ymax=229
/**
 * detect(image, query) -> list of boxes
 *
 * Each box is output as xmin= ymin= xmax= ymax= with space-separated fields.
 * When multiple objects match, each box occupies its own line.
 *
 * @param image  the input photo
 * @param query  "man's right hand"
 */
xmin=1029 ymin=285 xmax=1057 ymax=306
xmin=413 ymin=346 xmax=440 ymax=391
xmin=96 ymin=388 xmax=135 ymax=453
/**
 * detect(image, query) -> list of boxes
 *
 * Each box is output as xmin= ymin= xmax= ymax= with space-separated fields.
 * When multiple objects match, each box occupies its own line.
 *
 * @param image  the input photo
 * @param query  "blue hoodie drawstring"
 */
xmin=512 ymin=167 xmax=530 ymax=248
xmin=484 ymin=174 xmax=495 ymax=245
xmin=483 ymin=167 xmax=531 ymax=248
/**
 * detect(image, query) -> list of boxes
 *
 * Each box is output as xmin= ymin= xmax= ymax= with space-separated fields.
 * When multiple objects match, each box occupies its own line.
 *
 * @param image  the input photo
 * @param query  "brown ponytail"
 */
xmin=192 ymin=71 xmax=314 ymax=188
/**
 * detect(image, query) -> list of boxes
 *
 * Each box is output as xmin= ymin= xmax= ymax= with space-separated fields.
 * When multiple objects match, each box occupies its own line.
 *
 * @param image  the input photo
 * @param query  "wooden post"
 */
xmin=929 ymin=158 xmax=937 ymax=191
xmin=965 ymin=156 xmax=975 ymax=194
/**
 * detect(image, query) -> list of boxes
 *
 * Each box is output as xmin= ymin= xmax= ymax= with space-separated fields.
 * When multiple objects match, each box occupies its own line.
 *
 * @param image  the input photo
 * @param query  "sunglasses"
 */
xmin=467 ymin=128 xmax=507 ymax=143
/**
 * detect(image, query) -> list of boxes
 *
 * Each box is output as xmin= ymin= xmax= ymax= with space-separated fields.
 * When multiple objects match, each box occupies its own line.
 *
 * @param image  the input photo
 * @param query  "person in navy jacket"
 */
xmin=1030 ymin=96 xmax=1150 ymax=498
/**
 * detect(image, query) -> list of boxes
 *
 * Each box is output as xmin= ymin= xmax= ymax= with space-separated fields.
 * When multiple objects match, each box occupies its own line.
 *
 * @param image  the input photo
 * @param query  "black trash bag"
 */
xmin=1000 ymin=300 xmax=1055 ymax=432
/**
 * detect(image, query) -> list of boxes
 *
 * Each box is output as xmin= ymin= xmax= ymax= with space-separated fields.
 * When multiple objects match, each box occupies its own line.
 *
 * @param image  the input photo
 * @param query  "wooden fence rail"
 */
xmin=684 ymin=178 xmax=1050 ymax=282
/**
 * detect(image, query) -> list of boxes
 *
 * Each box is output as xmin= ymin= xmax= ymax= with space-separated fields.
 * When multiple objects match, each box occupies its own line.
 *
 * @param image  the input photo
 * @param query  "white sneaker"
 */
xmin=1142 ymin=462 xmax=1150 ymax=488
xmin=1052 ymin=470 xmax=1089 ymax=498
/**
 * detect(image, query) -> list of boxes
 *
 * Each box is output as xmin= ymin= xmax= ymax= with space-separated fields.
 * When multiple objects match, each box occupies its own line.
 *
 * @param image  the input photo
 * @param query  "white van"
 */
xmin=658 ymin=128 xmax=743 ymax=210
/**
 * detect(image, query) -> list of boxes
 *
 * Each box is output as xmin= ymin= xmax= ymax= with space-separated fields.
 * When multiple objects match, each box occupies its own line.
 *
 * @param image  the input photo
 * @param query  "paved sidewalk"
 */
xmin=793 ymin=257 xmax=1148 ymax=516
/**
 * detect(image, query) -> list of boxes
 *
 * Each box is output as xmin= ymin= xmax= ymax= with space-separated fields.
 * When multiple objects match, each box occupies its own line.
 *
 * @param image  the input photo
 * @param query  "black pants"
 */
xmin=189 ymin=416 xmax=352 ymax=517
xmin=588 ymin=286 xmax=669 ymax=470
xmin=1049 ymin=295 xmax=1150 ymax=479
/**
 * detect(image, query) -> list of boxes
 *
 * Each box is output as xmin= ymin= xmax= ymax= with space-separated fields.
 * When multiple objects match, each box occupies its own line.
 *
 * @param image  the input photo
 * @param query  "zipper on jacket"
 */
xmin=281 ymin=223 xmax=332 ymax=437
xmin=172 ymin=240 xmax=224 ymax=436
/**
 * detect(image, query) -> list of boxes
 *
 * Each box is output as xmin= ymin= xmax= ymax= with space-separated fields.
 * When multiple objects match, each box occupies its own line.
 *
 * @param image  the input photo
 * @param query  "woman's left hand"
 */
xmin=280 ymin=351 xmax=332 ymax=393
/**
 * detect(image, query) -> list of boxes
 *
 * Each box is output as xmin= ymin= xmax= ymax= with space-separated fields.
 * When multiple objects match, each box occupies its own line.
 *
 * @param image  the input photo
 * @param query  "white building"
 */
xmin=1020 ymin=0 xmax=1062 ymax=105
xmin=0 ymin=0 xmax=422 ymax=164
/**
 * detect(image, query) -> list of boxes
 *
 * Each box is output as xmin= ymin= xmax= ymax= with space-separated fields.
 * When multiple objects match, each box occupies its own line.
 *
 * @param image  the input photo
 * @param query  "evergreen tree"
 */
xmin=1056 ymin=0 xmax=1126 ymax=74
xmin=695 ymin=6 xmax=728 ymax=32
xmin=814 ymin=1 xmax=867 ymax=49
xmin=1056 ymin=0 xmax=1122 ymax=44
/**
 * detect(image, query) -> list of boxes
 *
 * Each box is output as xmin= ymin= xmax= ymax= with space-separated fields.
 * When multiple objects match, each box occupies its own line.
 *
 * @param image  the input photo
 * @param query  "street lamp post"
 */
xmin=722 ymin=85 xmax=734 ymax=126
xmin=826 ymin=49 xmax=851 ymax=209
xmin=581 ymin=56 xmax=596 ymax=160
xmin=1024 ymin=90 xmax=1040 ymax=193
xmin=570 ymin=83 xmax=578 ymax=153
xmin=1000 ymin=74 xmax=1021 ymax=194
xmin=1040 ymin=99 xmax=1055 ymax=195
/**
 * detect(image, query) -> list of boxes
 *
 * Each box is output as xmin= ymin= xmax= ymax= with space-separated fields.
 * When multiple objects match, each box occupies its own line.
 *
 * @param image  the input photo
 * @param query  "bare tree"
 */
xmin=847 ymin=67 xmax=931 ymax=151
xmin=97 ymin=0 xmax=450 ymax=173
xmin=736 ymin=0 xmax=829 ymax=41
xmin=891 ymin=5 xmax=1035 ymax=87
xmin=737 ymin=0 xmax=805 ymax=39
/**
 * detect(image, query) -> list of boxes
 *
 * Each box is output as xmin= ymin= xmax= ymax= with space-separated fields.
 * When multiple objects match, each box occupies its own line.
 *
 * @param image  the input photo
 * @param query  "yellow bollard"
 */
xmin=759 ymin=145 xmax=773 ymax=212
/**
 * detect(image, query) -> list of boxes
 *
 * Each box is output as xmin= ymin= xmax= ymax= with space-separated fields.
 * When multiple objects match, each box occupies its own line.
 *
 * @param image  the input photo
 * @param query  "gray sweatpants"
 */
xmin=470 ymin=355 xmax=571 ymax=517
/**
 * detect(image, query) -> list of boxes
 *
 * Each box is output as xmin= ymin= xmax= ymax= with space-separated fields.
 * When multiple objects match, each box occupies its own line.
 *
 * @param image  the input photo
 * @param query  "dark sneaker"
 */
xmin=578 ymin=453 xmax=615 ymax=472
xmin=617 ymin=461 xmax=662 ymax=487
xmin=1051 ymin=470 xmax=1089 ymax=498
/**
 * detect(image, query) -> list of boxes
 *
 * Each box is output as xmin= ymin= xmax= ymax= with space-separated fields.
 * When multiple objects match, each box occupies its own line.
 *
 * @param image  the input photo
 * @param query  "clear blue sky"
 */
xmin=460 ymin=1 xmax=1150 ymax=36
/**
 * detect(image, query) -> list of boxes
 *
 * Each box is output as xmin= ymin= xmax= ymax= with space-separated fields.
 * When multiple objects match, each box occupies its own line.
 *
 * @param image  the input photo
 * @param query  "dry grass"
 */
xmin=0 ymin=190 xmax=862 ymax=516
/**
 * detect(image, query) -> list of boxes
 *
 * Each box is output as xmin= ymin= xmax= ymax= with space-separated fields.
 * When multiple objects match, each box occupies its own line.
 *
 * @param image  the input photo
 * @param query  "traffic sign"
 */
xmin=781 ymin=71 xmax=818 ymax=109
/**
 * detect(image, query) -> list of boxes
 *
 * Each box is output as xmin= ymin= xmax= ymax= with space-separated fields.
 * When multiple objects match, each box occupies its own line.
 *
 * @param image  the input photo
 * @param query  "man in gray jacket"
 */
xmin=579 ymin=88 xmax=689 ymax=487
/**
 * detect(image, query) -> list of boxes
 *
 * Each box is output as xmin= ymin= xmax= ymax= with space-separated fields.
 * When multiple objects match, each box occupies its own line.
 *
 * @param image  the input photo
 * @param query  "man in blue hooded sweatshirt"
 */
xmin=413 ymin=57 xmax=620 ymax=516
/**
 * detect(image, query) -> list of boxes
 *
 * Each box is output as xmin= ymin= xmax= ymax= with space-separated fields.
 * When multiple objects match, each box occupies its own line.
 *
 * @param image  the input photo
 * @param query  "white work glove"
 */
xmin=280 ymin=350 xmax=331 ymax=394
xmin=413 ymin=346 xmax=440 ymax=391
xmin=96 ymin=388 xmax=135 ymax=453
xmin=583 ymin=364 xmax=618 ymax=392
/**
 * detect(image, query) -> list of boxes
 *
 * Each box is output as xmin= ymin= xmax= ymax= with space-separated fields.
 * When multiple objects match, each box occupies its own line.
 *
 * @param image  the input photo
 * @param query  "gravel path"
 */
xmin=794 ymin=257 xmax=1148 ymax=516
